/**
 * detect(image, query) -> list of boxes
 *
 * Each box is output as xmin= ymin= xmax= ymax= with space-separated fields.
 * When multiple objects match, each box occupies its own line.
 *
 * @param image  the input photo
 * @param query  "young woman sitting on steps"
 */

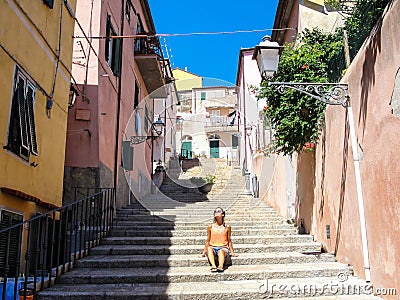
xmin=201 ymin=207 xmax=238 ymax=273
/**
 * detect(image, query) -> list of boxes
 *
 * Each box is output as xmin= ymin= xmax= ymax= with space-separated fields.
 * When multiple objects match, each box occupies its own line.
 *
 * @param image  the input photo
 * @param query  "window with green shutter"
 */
xmin=122 ymin=141 xmax=134 ymax=171
xmin=43 ymin=0 xmax=54 ymax=9
xmin=0 ymin=210 xmax=23 ymax=278
xmin=200 ymin=92 xmax=206 ymax=100
xmin=232 ymin=135 xmax=238 ymax=149
xmin=6 ymin=69 xmax=39 ymax=161
xmin=105 ymin=16 xmax=121 ymax=77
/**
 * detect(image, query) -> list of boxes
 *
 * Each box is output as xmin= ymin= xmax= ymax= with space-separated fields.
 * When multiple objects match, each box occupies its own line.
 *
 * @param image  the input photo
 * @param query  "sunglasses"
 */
xmin=214 ymin=208 xmax=224 ymax=214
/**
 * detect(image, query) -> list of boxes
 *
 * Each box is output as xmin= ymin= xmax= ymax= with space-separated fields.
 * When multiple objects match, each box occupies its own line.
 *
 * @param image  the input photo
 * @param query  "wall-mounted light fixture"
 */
xmin=252 ymin=35 xmax=283 ymax=80
xmin=130 ymin=116 xmax=165 ymax=145
xmin=245 ymin=125 xmax=253 ymax=137
xmin=68 ymin=83 xmax=79 ymax=109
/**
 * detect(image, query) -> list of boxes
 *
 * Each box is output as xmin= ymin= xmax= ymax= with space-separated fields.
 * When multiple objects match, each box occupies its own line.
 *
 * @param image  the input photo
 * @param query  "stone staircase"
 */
xmin=38 ymin=159 xmax=380 ymax=299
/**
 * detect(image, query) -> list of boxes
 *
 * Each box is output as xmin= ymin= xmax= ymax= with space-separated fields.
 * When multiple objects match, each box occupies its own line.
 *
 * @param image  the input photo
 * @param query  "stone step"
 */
xmin=38 ymin=276 xmax=378 ymax=299
xmin=112 ymin=221 xmax=296 ymax=229
xmin=76 ymin=252 xmax=336 ymax=268
xmin=114 ymin=215 xmax=289 ymax=223
xmin=89 ymin=242 xmax=322 ymax=255
xmin=57 ymin=263 xmax=352 ymax=284
xmin=110 ymin=228 xmax=298 ymax=237
xmin=103 ymin=235 xmax=313 ymax=245
xmin=116 ymin=209 xmax=279 ymax=215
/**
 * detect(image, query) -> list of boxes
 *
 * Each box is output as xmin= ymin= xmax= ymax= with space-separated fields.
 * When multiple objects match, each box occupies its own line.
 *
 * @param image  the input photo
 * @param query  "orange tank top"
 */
xmin=209 ymin=224 xmax=229 ymax=247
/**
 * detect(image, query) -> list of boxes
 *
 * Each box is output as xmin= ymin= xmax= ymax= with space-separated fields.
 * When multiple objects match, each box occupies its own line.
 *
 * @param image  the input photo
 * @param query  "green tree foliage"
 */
xmin=257 ymin=1 xmax=390 ymax=156
xmin=257 ymin=29 xmax=343 ymax=155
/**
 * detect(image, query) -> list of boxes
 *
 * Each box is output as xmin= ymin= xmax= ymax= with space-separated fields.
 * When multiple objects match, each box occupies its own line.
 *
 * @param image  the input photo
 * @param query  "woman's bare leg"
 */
xmin=207 ymin=246 xmax=217 ymax=269
xmin=217 ymin=249 xmax=227 ymax=269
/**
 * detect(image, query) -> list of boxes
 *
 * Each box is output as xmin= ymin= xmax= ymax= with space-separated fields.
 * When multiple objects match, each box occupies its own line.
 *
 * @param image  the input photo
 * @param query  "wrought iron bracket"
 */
xmin=268 ymin=82 xmax=349 ymax=107
xmin=130 ymin=136 xmax=151 ymax=145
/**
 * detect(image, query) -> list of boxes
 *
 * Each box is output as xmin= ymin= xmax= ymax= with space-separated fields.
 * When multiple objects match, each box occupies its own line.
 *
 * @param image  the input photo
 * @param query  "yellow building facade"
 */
xmin=0 ymin=0 xmax=76 ymax=222
xmin=172 ymin=68 xmax=203 ymax=91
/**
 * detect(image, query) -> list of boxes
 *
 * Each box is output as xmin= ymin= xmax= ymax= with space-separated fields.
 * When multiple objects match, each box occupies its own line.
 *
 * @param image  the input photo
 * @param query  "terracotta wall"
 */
xmin=306 ymin=1 xmax=400 ymax=293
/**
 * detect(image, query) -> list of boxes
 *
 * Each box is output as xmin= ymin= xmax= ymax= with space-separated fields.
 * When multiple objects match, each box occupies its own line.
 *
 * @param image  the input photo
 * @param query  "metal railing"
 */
xmin=0 ymin=188 xmax=115 ymax=300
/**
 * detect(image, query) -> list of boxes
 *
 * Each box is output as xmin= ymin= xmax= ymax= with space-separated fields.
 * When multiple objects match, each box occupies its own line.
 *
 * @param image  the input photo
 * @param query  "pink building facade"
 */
xmin=64 ymin=0 xmax=173 ymax=207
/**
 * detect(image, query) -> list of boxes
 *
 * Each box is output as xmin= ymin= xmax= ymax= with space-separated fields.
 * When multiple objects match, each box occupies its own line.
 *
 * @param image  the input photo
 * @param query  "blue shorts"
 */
xmin=212 ymin=246 xmax=230 ymax=256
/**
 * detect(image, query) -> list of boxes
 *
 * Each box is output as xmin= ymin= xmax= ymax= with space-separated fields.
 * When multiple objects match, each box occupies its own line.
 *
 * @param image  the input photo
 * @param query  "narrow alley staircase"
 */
xmin=38 ymin=159 xmax=380 ymax=299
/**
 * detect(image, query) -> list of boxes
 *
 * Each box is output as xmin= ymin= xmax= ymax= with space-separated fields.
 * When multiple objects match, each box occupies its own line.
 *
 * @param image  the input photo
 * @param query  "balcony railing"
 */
xmin=205 ymin=116 xmax=238 ymax=132
xmin=0 ymin=188 xmax=115 ymax=300
xmin=134 ymin=36 xmax=169 ymax=96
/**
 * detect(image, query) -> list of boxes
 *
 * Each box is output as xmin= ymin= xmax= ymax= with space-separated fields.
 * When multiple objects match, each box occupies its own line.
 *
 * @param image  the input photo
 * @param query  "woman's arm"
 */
xmin=201 ymin=225 xmax=212 ymax=256
xmin=227 ymin=225 xmax=238 ymax=257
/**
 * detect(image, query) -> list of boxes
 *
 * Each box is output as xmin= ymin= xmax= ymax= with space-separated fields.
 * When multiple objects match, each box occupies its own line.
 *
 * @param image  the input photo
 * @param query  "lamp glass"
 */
xmin=256 ymin=47 xmax=280 ymax=78
xmin=68 ymin=90 xmax=77 ymax=108
xmin=152 ymin=117 xmax=165 ymax=136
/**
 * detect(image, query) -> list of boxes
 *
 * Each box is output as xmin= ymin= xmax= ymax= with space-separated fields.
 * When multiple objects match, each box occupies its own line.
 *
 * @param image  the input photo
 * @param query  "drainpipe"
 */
xmin=114 ymin=0 xmax=125 ymax=190
xmin=164 ymin=97 xmax=167 ymax=165
xmin=241 ymin=58 xmax=252 ymax=195
xmin=241 ymin=57 xmax=247 ymax=173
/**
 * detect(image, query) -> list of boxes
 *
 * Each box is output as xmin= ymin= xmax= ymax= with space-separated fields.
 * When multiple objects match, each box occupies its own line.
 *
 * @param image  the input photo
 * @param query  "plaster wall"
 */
xmin=309 ymin=0 xmax=400 ymax=291
xmin=0 ymin=0 xmax=76 ymax=210
xmin=299 ymin=1 xmax=344 ymax=33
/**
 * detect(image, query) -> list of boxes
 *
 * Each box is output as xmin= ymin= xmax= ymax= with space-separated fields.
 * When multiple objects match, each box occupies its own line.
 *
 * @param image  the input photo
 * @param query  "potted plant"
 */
xmin=190 ymin=174 xmax=216 ymax=194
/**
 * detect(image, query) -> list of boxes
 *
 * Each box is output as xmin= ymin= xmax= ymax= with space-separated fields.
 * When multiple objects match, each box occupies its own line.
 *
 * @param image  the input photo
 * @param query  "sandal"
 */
xmin=217 ymin=268 xmax=224 ymax=273
xmin=210 ymin=267 xmax=218 ymax=272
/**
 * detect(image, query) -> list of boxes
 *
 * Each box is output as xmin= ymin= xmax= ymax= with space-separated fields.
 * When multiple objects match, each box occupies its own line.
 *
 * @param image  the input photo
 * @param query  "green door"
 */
xmin=181 ymin=141 xmax=192 ymax=159
xmin=210 ymin=140 xmax=219 ymax=158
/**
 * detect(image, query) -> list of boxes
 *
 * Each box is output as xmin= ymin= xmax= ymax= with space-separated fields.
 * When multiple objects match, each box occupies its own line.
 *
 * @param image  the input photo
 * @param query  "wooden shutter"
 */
xmin=16 ymin=75 xmax=30 ymax=157
xmin=0 ymin=210 xmax=23 ymax=278
xmin=26 ymin=82 xmax=38 ymax=156
xmin=122 ymin=141 xmax=134 ymax=171
xmin=112 ymin=37 xmax=122 ymax=76
xmin=105 ymin=16 xmax=111 ymax=64
xmin=43 ymin=0 xmax=54 ymax=9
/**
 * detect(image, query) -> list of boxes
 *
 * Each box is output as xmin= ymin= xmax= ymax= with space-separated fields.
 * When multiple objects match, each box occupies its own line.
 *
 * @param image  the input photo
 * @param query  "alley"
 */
xmin=37 ymin=159 xmax=379 ymax=299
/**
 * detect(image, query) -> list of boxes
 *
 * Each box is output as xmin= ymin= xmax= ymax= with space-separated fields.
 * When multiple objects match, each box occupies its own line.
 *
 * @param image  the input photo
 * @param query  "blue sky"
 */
xmin=148 ymin=1 xmax=279 ymax=85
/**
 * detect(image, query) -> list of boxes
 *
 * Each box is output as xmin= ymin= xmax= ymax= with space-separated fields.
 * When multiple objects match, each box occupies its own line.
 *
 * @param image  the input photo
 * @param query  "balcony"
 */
xmin=205 ymin=116 xmax=238 ymax=133
xmin=134 ymin=37 xmax=167 ymax=98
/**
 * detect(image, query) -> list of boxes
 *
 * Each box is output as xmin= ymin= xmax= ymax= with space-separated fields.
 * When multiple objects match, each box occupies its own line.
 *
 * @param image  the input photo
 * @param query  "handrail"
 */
xmin=0 ymin=188 xmax=116 ymax=300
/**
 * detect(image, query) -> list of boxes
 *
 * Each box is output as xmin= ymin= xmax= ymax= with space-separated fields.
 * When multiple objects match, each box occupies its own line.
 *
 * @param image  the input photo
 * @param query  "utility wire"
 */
xmin=73 ymin=27 xmax=296 ymax=39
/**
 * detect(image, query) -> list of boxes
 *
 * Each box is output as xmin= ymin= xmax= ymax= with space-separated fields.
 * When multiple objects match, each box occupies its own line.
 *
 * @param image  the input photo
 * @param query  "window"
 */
xmin=134 ymin=18 xmax=144 ymax=53
xmin=211 ymin=110 xmax=220 ymax=124
xmin=134 ymin=81 xmax=139 ymax=109
xmin=200 ymin=92 xmax=206 ymax=100
xmin=122 ymin=141 xmax=134 ymax=171
xmin=105 ymin=16 xmax=121 ymax=76
xmin=144 ymin=105 xmax=149 ymax=133
xmin=0 ymin=210 xmax=23 ymax=278
xmin=43 ymin=0 xmax=54 ymax=9
xmin=232 ymin=135 xmax=238 ymax=149
xmin=125 ymin=0 xmax=132 ymax=23
xmin=6 ymin=69 xmax=38 ymax=161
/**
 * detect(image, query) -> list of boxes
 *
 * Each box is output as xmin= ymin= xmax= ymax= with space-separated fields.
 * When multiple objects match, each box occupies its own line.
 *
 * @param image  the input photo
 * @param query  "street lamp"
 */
xmin=256 ymin=37 xmax=371 ymax=282
xmin=152 ymin=116 xmax=165 ymax=136
xmin=130 ymin=116 xmax=165 ymax=145
xmin=68 ymin=83 xmax=79 ymax=109
xmin=245 ymin=125 xmax=253 ymax=137
xmin=252 ymin=35 xmax=283 ymax=79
